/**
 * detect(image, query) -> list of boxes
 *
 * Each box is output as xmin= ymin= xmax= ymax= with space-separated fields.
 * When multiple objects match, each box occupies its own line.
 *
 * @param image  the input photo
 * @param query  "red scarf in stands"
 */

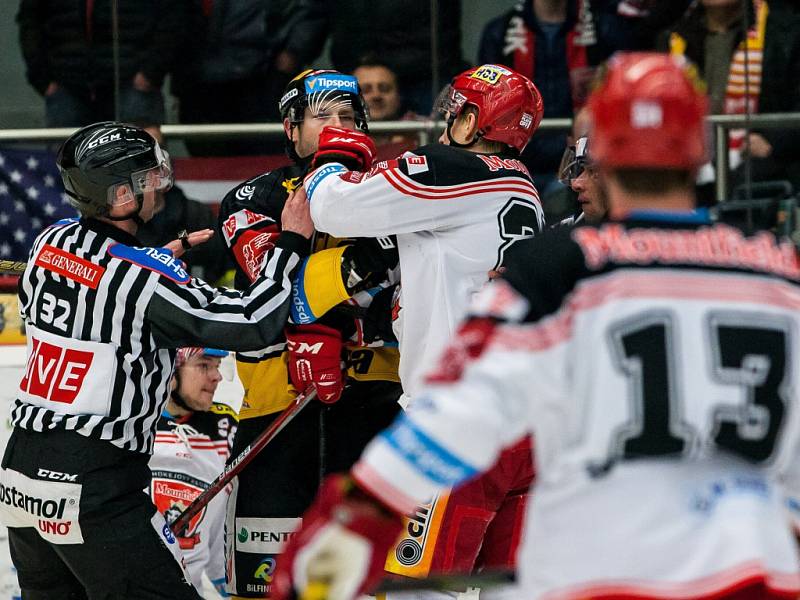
xmin=504 ymin=1 xmax=594 ymax=109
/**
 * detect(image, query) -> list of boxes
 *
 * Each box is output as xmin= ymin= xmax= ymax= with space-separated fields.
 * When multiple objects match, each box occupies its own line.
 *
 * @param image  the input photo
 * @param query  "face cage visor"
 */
xmin=558 ymin=136 xmax=590 ymax=185
xmin=433 ymin=84 xmax=468 ymax=121
xmin=107 ymin=146 xmax=173 ymax=208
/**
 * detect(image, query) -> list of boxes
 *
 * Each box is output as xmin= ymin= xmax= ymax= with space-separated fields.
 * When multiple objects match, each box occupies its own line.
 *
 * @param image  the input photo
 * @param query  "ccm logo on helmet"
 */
xmin=86 ymin=132 xmax=121 ymax=149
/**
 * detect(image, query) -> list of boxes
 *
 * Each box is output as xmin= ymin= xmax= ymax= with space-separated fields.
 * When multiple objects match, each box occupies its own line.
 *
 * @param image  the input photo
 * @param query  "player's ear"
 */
xmin=284 ymin=118 xmax=298 ymax=144
xmin=107 ymin=183 xmax=136 ymax=217
xmin=456 ymin=109 xmax=480 ymax=142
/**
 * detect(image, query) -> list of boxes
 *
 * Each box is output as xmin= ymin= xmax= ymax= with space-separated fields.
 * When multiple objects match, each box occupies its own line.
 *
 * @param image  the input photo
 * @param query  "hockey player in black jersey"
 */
xmin=216 ymin=69 xmax=402 ymax=598
xmin=0 ymin=121 xmax=312 ymax=599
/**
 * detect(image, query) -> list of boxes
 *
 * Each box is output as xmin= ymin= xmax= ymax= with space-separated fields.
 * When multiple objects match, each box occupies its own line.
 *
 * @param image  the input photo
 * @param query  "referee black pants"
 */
xmin=1 ymin=428 xmax=201 ymax=599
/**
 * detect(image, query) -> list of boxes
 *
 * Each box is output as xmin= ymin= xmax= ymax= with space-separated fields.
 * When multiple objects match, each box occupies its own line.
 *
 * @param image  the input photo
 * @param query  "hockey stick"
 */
xmin=376 ymin=570 xmax=515 ymax=594
xmin=0 ymin=260 xmax=26 ymax=276
xmin=298 ymin=570 xmax=515 ymax=600
xmin=169 ymin=387 xmax=318 ymax=535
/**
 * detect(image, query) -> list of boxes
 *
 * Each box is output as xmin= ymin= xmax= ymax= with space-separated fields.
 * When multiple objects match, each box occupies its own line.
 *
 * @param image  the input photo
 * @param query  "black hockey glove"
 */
xmin=341 ymin=236 xmax=399 ymax=292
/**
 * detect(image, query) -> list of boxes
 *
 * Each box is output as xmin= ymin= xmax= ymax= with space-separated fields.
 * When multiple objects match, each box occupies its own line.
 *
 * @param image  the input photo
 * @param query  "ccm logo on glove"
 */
xmin=285 ymin=324 xmax=345 ymax=403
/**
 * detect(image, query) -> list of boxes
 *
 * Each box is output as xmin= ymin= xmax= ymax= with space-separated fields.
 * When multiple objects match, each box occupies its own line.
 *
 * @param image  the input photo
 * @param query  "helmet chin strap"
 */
xmin=104 ymin=194 xmax=145 ymax=225
xmin=445 ymin=114 xmax=483 ymax=150
xmin=169 ymin=370 xmax=194 ymax=413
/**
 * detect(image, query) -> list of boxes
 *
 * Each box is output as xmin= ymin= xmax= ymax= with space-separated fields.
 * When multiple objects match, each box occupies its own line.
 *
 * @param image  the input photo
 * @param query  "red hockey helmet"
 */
xmin=436 ymin=64 xmax=543 ymax=153
xmin=588 ymin=52 xmax=708 ymax=170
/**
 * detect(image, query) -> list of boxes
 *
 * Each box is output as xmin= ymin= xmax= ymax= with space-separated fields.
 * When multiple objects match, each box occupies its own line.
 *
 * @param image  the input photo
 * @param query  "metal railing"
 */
xmin=1 ymin=113 xmax=799 ymax=202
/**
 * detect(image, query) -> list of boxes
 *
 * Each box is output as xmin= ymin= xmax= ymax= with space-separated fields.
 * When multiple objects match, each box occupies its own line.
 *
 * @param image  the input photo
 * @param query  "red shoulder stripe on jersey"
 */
xmin=491 ymin=271 xmax=800 ymax=354
xmin=382 ymin=168 xmax=539 ymax=201
xmin=394 ymin=164 xmax=538 ymax=195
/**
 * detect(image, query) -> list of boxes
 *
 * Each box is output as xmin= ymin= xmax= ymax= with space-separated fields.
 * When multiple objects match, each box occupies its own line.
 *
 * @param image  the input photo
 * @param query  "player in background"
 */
xmin=557 ymin=133 xmax=609 ymax=226
xmin=0 ymin=121 xmax=312 ymax=599
xmin=272 ymin=52 xmax=800 ymax=600
xmin=216 ymin=69 xmax=402 ymax=598
xmin=294 ymin=64 xmax=544 ymax=591
xmin=150 ymin=347 xmax=236 ymax=598
xmin=555 ymin=106 xmax=608 ymax=227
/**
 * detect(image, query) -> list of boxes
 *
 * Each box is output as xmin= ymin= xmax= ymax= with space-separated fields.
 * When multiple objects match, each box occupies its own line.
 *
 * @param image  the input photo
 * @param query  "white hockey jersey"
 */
xmin=305 ymin=144 xmax=544 ymax=402
xmin=352 ymin=216 xmax=800 ymax=599
xmin=149 ymin=404 xmax=238 ymax=595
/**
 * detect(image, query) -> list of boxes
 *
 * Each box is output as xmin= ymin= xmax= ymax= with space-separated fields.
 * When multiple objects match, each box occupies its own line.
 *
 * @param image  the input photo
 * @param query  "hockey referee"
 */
xmin=0 ymin=122 xmax=313 ymax=599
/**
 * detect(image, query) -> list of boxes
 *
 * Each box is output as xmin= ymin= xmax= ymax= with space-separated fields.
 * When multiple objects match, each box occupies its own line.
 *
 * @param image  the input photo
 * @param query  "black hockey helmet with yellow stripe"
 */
xmin=279 ymin=69 xmax=370 ymax=162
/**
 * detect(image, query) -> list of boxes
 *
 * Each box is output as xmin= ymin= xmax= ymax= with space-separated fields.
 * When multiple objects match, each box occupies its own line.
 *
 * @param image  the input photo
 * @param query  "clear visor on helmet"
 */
xmin=433 ymin=84 xmax=468 ymax=120
xmin=107 ymin=147 xmax=173 ymax=207
xmin=558 ymin=136 xmax=590 ymax=185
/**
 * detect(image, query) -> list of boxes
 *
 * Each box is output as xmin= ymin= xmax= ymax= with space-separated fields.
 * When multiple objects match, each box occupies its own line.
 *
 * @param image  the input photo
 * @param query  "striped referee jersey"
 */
xmin=14 ymin=217 xmax=307 ymax=453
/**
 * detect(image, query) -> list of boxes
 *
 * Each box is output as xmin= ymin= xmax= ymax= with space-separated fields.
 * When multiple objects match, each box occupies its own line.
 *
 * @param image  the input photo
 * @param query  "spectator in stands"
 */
xmin=661 ymin=0 xmax=800 ymax=197
xmin=16 ymin=0 xmax=187 ymax=127
xmin=354 ymin=57 xmax=405 ymax=122
xmin=304 ymin=1 xmax=466 ymax=115
xmin=136 ymin=127 xmax=233 ymax=284
xmin=618 ymin=0 xmax=694 ymax=49
xmin=172 ymin=0 xmax=326 ymax=156
xmin=478 ymin=0 xmax=633 ymax=195
xmin=353 ymin=55 xmax=421 ymax=146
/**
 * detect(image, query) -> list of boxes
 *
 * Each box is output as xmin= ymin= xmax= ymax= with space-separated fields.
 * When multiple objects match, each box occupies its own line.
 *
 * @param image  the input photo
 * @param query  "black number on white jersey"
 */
xmin=589 ymin=310 xmax=791 ymax=477
xmin=709 ymin=313 xmax=790 ymax=462
xmin=495 ymin=198 xmax=543 ymax=270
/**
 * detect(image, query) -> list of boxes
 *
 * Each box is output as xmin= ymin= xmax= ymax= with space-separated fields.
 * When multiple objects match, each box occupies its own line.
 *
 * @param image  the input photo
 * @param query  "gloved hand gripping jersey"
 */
xmin=311 ymin=126 xmax=377 ymax=172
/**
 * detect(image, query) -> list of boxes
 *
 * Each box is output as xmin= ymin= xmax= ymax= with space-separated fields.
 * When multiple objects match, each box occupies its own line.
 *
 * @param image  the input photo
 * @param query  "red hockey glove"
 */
xmin=285 ymin=323 xmax=344 ymax=404
xmin=271 ymin=474 xmax=403 ymax=600
xmin=311 ymin=126 xmax=377 ymax=172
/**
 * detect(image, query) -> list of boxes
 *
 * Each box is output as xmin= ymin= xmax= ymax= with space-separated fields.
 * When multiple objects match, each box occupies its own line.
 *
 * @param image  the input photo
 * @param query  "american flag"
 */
xmin=0 ymin=146 xmax=77 ymax=261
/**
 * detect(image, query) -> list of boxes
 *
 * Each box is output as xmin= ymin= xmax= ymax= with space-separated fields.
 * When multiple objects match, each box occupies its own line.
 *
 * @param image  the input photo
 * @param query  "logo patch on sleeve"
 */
xmin=404 ymin=154 xmax=429 ymax=175
xmin=35 ymin=245 xmax=105 ymax=288
xmin=305 ymin=164 xmax=346 ymax=198
xmin=108 ymin=244 xmax=190 ymax=284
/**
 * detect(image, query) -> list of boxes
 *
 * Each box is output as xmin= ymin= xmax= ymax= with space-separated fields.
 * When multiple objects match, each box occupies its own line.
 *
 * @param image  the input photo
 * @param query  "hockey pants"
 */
xmin=383 ymin=435 xmax=535 ymax=598
xmin=1 ymin=427 xmax=199 ymax=599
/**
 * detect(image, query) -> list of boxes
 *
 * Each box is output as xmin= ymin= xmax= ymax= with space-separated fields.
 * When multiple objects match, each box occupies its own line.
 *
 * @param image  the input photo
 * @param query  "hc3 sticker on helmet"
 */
xmin=304 ymin=74 xmax=359 ymax=94
xmin=469 ymin=65 xmax=512 ymax=85
xmin=108 ymin=244 xmax=190 ymax=284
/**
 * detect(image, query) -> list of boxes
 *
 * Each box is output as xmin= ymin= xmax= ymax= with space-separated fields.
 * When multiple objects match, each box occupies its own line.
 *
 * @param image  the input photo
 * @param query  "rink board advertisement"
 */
xmin=0 ymin=294 xmax=24 ymax=345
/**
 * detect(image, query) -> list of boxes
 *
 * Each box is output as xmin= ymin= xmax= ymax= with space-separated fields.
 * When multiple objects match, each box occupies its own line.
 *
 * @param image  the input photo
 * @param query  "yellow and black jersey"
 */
xmin=217 ymin=166 xmax=400 ymax=419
